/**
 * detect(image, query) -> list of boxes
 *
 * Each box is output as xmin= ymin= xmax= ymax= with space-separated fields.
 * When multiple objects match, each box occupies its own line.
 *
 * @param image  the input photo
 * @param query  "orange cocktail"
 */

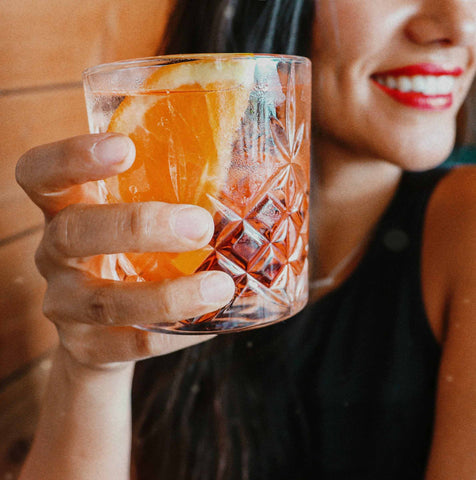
xmin=83 ymin=54 xmax=311 ymax=333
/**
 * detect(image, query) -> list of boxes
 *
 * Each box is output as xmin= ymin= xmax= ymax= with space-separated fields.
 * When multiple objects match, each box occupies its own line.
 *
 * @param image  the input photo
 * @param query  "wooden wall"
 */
xmin=0 ymin=2 xmax=172 ymax=475
xmin=1 ymin=0 xmax=173 ymax=380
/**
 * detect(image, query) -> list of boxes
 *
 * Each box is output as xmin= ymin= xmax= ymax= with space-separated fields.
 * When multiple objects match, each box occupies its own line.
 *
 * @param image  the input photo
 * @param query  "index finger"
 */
xmin=16 ymin=133 xmax=135 ymax=213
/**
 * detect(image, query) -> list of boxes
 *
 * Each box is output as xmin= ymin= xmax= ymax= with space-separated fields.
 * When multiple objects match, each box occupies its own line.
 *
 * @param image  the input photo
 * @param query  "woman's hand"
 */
xmin=15 ymin=133 xmax=235 ymax=479
xmin=16 ymin=133 xmax=235 ymax=370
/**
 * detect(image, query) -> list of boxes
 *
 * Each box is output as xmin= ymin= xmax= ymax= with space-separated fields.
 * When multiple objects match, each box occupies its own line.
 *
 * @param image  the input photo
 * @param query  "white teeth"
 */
xmin=397 ymin=76 xmax=412 ymax=92
xmin=426 ymin=76 xmax=438 ymax=95
xmin=412 ymin=75 xmax=426 ymax=93
xmin=386 ymin=77 xmax=397 ymax=89
xmin=375 ymin=75 xmax=455 ymax=95
xmin=438 ymin=76 xmax=455 ymax=94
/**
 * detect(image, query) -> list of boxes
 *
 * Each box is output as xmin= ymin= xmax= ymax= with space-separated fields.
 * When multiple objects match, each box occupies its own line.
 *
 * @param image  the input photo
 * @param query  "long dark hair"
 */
xmin=131 ymin=1 xmax=315 ymax=479
xmin=131 ymin=1 xmax=475 ymax=479
xmin=159 ymin=0 xmax=314 ymax=56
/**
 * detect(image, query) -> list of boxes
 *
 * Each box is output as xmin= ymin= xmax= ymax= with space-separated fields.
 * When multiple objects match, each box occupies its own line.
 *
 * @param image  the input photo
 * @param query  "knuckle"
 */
xmin=59 ymin=139 xmax=74 ymax=158
xmin=55 ymin=139 xmax=76 ymax=169
xmin=57 ymin=327 xmax=95 ymax=367
xmin=34 ymin=240 xmax=49 ymax=276
xmin=15 ymin=149 xmax=35 ymax=190
xmin=134 ymin=330 xmax=155 ymax=357
xmin=47 ymin=207 xmax=75 ymax=256
xmin=158 ymin=284 xmax=176 ymax=321
xmin=128 ymin=203 xmax=153 ymax=241
xmin=42 ymin=287 xmax=61 ymax=321
xmin=87 ymin=286 xmax=116 ymax=325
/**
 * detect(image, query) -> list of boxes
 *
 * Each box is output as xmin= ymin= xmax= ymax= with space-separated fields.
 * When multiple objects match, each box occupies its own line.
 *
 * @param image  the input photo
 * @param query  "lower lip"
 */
xmin=373 ymin=80 xmax=453 ymax=111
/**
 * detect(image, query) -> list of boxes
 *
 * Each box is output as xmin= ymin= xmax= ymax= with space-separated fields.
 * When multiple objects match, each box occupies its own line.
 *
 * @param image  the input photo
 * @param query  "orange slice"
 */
xmin=105 ymin=58 xmax=254 ymax=281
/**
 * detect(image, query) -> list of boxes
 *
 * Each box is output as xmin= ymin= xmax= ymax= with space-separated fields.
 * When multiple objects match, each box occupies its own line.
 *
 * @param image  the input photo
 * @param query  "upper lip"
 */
xmin=373 ymin=63 xmax=464 ymax=77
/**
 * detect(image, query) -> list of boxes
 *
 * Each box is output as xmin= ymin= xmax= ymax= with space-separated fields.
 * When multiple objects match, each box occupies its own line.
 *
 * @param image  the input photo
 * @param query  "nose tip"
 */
xmin=406 ymin=2 xmax=476 ymax=47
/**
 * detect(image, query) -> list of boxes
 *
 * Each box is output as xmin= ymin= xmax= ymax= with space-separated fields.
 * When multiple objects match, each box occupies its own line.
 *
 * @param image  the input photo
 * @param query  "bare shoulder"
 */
xmin=426 ymin=164 xmax=476 ymax=267
xmin=422 ymin=165 xmax=476 ymax=342
xmin=432 ymin=164 xmax=476 ymax=214
xmin=423 ymin=165 xmax=476 ymax=478
xmin=427 ymin=164 xmax=476 ymax=239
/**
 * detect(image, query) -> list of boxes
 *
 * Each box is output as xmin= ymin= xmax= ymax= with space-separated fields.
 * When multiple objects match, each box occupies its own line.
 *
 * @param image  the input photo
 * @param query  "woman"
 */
xmin=16 ymin=0 xmax=476 ymax=478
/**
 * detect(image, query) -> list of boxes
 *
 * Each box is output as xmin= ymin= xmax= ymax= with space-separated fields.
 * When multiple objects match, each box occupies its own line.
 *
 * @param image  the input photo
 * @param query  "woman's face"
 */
xmin=312 ymin=0 xmax=476 ymax=170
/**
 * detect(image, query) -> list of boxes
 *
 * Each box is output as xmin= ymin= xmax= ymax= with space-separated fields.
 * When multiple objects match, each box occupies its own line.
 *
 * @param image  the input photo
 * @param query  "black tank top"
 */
xmin=133 ymin=167 xmax=449 ymax=480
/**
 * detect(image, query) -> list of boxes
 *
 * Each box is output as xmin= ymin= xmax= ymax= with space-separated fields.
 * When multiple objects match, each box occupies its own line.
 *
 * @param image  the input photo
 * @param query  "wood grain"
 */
xmin=0 ymin=0 xmax=173 ymax=384
xmin=0 ymin=4 xmax=175 ymax=472
xmin=0 ymin=87 xmax=88 ymax=196
xmin=0 ymin=88 xmax=87 ymax=247
xmin=0 ymin=230 xmax=58 ymax=380
xmin=1 ymin=0 xmax=173 ymax=91
xmin=0 ymin=352 xmax=53 ymax=480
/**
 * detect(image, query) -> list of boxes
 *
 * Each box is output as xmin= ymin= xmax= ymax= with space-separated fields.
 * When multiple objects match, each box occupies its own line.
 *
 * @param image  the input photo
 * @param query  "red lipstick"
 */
xmin=374 ymin=63 xmax=463 ymax=77
xmin=371 ymin=63 xmax=463 ymax=111
xmin=373 ymin=82 xmax=452 ymax=110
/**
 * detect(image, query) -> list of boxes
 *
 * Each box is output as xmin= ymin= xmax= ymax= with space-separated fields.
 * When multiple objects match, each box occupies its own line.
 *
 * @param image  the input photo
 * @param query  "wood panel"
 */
xmin=0 ymin=87 xmax=88 ymax=191
xmin=0 ymin=230 xmax=58 ymax=380
xmin=0 ymin=192 xmax=43 ymax=245
xmin=0 ymin=0 xmax=174 ymax=383
xmin=0 ymin=2 xmax=177 ymax=455
xmin=0 ymin=87 xmax=87 ymax=239
xmin=1 ymin=0 xmax=174 ymax=91
xmin=0 ymin=352 xmax=53 ymax=480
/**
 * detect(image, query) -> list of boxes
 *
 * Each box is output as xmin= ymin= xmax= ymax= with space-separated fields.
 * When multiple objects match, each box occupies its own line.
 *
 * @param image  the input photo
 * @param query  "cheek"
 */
xmin=317 ymin=101 xmax=457 ymax=170
xmin=312 ymin=69 xmax=458 ymax=169
xmin=311 ymin=63 xmax=368 ymax=144
xmin=312 ymin=0 xmax=388 ymax=63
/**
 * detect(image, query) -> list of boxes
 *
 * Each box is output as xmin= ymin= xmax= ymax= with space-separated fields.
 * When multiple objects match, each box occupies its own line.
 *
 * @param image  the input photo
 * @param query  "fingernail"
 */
xmin=173 ymin=207 xmax=212 ymax=241
xmin=200 ymin=273 xmax=235 ymax=304
xmin=92 ymin=135 xmax=134 ymax=165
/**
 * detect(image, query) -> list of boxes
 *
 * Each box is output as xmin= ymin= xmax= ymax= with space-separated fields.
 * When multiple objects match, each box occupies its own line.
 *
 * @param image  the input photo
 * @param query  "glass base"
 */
xmin=135 ymin=293 xmax=308 ymax=335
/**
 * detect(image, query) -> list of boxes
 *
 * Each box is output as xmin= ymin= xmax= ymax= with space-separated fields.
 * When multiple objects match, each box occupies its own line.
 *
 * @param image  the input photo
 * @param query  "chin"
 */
xmin=370 ymin=121 xmax=457 ymax=172
xmin=387 ymin=138 xmax=455 ymax=172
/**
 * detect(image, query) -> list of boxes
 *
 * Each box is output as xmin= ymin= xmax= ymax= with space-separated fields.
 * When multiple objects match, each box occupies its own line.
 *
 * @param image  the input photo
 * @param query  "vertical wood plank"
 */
xmin=1 ymin=0 xmax=174 ymax=90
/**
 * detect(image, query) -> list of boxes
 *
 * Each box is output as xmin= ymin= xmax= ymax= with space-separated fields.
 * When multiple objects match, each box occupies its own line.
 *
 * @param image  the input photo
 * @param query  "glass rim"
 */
xmin=82 ymin=53 xmax=311 ymax=79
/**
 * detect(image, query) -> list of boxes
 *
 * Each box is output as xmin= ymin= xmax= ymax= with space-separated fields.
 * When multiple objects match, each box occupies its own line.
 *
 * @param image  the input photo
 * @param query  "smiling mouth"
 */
xmin=370 ymin=65 xmax=462 ymax=110
xmin=372 ymin=74 xmax=455 ymax=96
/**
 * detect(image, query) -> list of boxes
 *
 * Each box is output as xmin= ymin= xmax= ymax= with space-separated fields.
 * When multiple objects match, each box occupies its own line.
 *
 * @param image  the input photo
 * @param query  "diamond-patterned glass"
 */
xmin=86 ymin=54 xmax=311 ymax=333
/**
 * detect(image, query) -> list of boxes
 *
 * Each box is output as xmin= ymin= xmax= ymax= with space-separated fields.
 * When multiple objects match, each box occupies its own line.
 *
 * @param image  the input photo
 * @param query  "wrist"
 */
xmin=20 ymin=344 xmax=134 ymax=480
xmin=55 ymin=344 xmax=135 ymax=383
